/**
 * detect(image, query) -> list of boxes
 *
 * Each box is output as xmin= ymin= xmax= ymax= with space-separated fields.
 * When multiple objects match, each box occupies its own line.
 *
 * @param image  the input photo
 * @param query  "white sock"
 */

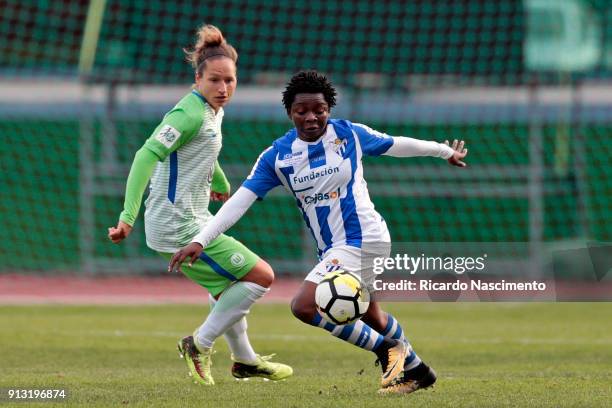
xmin=208 ymin=294 xmax=258 ymax=363
xmin=195 ymin=281 xmax=268 ymax=350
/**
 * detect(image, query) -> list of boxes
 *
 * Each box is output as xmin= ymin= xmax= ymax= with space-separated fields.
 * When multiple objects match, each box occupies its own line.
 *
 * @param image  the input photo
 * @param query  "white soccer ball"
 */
xmin=315 ymin=270 xmax=370 ymax=325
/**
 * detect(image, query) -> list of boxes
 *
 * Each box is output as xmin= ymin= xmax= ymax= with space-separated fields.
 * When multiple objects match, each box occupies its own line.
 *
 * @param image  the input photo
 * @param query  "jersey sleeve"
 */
xmin=241 ymin=146 xmax=282 ymax=199
xmin=352 ymin=123 xmax=394 ymax=156
xmin=143 ymin=108 xmax=201 ymax=161
xmin=118 ymin=147 xmax=158 ymax=226
xmin=211 ymin=160 xmax=231 ymax=194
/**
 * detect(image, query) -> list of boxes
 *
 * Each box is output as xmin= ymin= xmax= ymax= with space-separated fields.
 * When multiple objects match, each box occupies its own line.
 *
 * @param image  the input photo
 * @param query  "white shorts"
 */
xmin=305 ymin=243 xmax=391 ymax=292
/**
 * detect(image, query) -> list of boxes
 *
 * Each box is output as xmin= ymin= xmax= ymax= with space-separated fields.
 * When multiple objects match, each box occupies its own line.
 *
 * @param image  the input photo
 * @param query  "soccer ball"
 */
xmin=315 ymin=270 xmax=370 ymax=325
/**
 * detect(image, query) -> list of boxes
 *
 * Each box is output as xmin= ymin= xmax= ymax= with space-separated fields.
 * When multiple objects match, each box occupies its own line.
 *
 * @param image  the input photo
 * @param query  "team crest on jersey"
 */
xmin=155 ymin=125 xmax=181 ymax=148
xmin=329 ymin=138 xmax=347 ymax=157
xmin=325 ymin=258 xmax=344 ymax=272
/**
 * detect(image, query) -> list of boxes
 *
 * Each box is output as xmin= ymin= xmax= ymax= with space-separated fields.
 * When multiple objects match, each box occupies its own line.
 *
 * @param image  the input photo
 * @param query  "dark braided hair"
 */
xmin=282 ymin=70 xmax=337 ymax=114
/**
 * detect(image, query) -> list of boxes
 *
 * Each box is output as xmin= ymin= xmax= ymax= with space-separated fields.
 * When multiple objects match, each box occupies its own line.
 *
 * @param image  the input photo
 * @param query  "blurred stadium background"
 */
xmin=0 ymin=0 xmax=609 ymax=278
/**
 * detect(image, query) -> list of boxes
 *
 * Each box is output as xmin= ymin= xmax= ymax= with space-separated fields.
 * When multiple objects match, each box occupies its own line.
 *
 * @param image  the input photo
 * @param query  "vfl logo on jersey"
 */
xmin=325 ymin=258 xmax=344 ymax=272
xmin=329 ymin=138 xmax=347 ymax=157
xmin=299 ymin=187 xmax=341 ymax=205
xmin=156 ymin=125 xmax=181 ymax=148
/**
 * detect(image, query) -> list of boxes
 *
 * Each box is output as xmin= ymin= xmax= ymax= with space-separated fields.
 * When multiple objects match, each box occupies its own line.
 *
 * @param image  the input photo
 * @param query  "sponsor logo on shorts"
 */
xmin=230 ymin=252 xmax=246 ymax=267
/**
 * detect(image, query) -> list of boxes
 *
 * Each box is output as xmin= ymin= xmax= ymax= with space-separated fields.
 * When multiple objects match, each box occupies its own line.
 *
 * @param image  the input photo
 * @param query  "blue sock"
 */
xmin=312 ymin=312 xmax=385 ymax=351
xmin=380 ymin=313 xmax=422 ymax=371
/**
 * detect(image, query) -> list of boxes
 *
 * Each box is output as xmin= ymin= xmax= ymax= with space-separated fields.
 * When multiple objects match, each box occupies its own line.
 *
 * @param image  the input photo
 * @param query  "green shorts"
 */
xmin=159 ymin=233 xmax=259 ymax=297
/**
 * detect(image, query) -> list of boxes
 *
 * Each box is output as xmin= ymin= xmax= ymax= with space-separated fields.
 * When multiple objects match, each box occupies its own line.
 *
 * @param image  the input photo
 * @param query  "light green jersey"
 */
xmin=142 ymin=91 xmax=223 ymax=252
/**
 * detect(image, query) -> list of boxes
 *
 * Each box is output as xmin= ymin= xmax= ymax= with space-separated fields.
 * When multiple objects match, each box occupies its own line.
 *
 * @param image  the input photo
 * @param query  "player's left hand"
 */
xmin=210 ymin=191 xmax=230 ymax=202
xmin=445 ymin=139 xmax=468 ymax=167
xmin=168 ymin=242 xmax=204 ymax=273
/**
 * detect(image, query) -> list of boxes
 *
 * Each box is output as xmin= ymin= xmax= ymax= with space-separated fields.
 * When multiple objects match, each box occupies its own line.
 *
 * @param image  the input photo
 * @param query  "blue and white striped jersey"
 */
xmin=242 ymin=119 xmax=394 ymax=256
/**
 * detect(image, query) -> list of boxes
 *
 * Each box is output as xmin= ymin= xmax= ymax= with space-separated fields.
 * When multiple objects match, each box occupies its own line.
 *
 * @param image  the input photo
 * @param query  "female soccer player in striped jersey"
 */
xmin=169 ymin=70 xmax=468 ymax=394
xmin=108 ymin=24 xmax=292 ymax=385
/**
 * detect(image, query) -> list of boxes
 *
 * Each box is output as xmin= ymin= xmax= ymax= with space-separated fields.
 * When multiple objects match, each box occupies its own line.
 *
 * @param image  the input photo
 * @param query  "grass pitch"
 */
xmin=1 ymin=303 xmax=611 ymax=407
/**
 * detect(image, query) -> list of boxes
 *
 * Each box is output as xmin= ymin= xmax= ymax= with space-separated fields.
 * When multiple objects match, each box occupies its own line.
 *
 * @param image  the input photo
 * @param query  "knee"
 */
xmin=257 ymin=260 xmax=275 ymax=288
xmin=290 ymin=298 xmax=316 ymax=324
xmin=245 ymin=260 xmax=275 ymax=288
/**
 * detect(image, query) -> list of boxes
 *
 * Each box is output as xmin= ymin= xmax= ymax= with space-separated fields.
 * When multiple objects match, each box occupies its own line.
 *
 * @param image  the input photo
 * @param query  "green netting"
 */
xmin=0 ymin=0 xmax=87 ymax=74
xmin=0 ymin=0 xmax=610 ymax=275
xmin=1 ymin=0 xmax=524 ymax=83
xmin=1 ymin=118 xmax=609 ymax=271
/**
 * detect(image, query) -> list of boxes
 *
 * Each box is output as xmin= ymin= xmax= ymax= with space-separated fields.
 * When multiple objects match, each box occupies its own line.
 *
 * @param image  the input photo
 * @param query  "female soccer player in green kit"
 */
xmin=108 ymin=24 xmax=292 ymax=385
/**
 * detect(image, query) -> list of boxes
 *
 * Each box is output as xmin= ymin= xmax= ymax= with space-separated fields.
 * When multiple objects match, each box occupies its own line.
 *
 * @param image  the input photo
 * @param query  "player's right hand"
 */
xmin=168 ymin=242 xmax=204 ymax=273
xmin=108 ymin=221 xmax=133 ymax=244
